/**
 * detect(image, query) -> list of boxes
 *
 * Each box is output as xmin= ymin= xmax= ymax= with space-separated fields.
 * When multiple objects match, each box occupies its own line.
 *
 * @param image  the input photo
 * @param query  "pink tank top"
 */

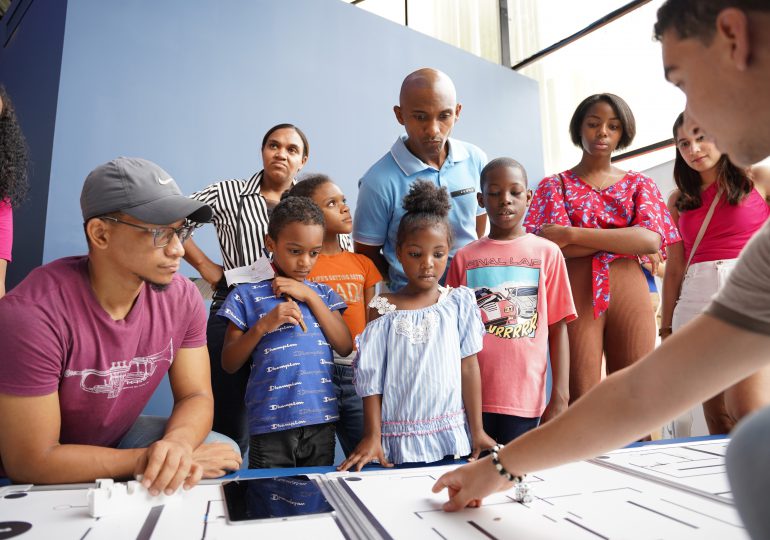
xmin=679 ymin=182 xmax=770 ymax=264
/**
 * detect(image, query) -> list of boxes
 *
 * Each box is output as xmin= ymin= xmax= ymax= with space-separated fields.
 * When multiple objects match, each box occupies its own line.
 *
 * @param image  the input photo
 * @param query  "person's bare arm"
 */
xmin=560 ymin=245 xmax=598 ymax=258
xmin=661 ymin=248 xmax=685 ymax=337
xmin=461 ymin=354 xmax=496 ymax=458
xmin=540 ymin=319 xmax=569 ymax=424
xmin=137 ymin=345 xmax=240 ymax=493
xmin=0 ymin=345 xmax=238 ymax=491
xmin=337 ymin=395 xmax=391 ymax=471
xmin=750 ymin=165 xmax=770 ymax=203
xmin=363 ymin=285 xmax=378 ymax=323
xmin=433 ymin=314 xmax=770 ymax=510
xmin=476 ymin=213 xmax=487 ymax=239
xmin=0 ymin=259 xmax=6 ymax=299
xmin=540 ymin=224 xmax=661 ymax=255
xmin=0 ymin=391 xmax=144 ymax=484
xmin=660 ymin=192 xmax=684 ymax=339
xmin=355 ymin=242 xmax=389 ymax=283
xmin=183 ymin=237 xmax=223 ymax=287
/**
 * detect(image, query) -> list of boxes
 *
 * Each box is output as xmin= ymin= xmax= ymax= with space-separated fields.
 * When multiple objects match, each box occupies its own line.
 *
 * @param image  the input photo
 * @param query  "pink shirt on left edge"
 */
xmin=447 ymin=234 xmax=577 ymax=417
xmin=0 ymin=200 xmax=12 ymax=261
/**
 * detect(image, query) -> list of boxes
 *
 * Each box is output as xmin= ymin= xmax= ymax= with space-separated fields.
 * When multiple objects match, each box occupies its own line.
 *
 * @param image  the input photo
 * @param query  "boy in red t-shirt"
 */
xmin=447 ymin=158 xmax=576 ymax=444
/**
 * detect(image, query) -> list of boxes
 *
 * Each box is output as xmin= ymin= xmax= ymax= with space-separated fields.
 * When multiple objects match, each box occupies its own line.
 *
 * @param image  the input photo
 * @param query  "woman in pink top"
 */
xmin=0 ymin=87 xmax=29 ymax=299
xmin=524 ymin=94 xmax=680 ymax=406
xmin=661 ymin=112 xmax=770 ymax=435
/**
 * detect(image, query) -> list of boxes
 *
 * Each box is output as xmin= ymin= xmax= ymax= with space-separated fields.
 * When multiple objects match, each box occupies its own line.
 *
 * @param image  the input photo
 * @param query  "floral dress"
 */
xmin=353 ymin=286 xmax=485 ymax=464
xmin=524 ymin=170 xmax=680 ymax=318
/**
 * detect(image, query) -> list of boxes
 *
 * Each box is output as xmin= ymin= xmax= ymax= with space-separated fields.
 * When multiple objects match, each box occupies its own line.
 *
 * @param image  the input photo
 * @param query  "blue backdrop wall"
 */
xmin=44 ymin=0 xmax=543 ymax=265
xmin=2 ymin=0 xmax=544 ymax=415
xmin=0 ymin=0 xmax=67 ymax=290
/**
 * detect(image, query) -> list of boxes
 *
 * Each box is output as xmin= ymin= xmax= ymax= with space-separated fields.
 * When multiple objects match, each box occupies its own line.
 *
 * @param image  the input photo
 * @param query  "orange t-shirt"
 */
xmin=308 ymin=251 xmax=382 ymax=347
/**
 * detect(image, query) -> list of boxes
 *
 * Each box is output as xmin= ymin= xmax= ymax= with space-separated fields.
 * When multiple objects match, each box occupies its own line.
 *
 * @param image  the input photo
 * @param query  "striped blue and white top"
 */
xmin=354 ymin=286 xmax=485 ymax=464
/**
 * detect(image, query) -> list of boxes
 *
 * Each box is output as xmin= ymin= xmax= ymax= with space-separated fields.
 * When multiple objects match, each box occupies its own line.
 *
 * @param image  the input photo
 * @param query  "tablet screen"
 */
xmin=222 ymin=475 xmax=334 ymax=523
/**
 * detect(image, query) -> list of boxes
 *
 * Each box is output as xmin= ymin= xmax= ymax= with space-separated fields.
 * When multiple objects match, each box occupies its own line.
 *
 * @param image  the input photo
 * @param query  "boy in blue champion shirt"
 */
xmin=219 ymin=196 xmax=353 ymax=468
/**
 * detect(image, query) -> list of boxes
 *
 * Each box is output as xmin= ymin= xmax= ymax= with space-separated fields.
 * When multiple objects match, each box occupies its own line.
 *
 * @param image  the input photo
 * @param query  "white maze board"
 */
xmin=327 ymin=440 xmax=745 ymax=540
xmin=591 ymin=439 xmax=732 ymax=502
xmin=0 ymin=440 xmax=745 ymax=539
xmin=0 ymin=483 xmax=346 ymax=540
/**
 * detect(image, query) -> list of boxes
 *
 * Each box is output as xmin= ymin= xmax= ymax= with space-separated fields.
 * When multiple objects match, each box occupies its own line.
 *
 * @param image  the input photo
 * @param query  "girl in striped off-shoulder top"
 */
xmin=338 ymin=179 xmax=495 ymax=471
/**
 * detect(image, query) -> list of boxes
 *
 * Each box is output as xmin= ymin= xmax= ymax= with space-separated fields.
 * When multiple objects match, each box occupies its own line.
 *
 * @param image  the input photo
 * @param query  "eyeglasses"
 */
xmin=98 ymin=216 xmax=201 ymax=248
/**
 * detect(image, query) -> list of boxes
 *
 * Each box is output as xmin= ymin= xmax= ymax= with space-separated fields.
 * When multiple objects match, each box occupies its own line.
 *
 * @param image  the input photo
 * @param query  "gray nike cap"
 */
xmin=80 ymin=157 xmax=212 ymax=224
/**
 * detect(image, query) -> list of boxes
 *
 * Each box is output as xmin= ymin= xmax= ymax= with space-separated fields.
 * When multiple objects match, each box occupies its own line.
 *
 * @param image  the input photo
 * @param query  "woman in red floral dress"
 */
xmin=524 ymin=94 xmax=680 ymax=404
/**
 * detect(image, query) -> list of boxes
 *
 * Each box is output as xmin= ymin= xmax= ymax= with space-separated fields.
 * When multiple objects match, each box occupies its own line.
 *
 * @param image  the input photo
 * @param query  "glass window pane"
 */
xmin=506 ymin=0 xmax=632 ymax=66
xmin=408 ymin=0 xmax=501 ymax=64
xmin=516 ymin=0 xmax=685 ymax=176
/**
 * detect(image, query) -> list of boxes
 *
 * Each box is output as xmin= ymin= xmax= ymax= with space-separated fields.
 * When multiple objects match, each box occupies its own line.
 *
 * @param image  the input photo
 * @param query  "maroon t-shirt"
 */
xmin=0 ymin=256 xmax=207 ymax=453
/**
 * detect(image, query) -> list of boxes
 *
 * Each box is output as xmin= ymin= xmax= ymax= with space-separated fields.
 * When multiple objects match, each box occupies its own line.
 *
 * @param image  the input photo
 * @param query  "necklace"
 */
xmin=591 ymin=177 xmax=609 ymax=192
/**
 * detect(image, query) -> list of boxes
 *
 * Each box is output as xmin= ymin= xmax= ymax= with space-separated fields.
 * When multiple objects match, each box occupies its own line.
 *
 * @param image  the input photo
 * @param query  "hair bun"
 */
xmin=402 ymin=179 xmax=450 ymax=218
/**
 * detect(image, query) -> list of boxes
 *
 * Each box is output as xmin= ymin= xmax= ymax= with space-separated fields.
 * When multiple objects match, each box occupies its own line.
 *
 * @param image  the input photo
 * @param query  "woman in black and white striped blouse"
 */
xmin=183 ymin=123 xmax=312 ymax=455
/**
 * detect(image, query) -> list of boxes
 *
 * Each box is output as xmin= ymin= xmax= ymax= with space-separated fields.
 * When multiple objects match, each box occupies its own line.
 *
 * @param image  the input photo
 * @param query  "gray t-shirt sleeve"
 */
xmin=706 ymin=220 xmax=770 ymax=335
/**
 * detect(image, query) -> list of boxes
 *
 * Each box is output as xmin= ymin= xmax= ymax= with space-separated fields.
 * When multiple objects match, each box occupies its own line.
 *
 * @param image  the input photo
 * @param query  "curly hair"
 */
xmin=283 ymin=173 xmax=333 ymax=200
xmin=0 ymin=86 xmax=29 ymax=207
xmin=267 ymin=195 xmax=325 ymax=241
xmin=396 ymin=179 xmax=453 ymax=248
xmin=672 ymin=113 xmax=752 ymax=211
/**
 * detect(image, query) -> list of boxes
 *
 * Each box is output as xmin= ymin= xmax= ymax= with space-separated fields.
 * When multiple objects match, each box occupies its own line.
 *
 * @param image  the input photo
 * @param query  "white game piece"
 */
xmin=87 ymin=478 xmax=184 ymax=517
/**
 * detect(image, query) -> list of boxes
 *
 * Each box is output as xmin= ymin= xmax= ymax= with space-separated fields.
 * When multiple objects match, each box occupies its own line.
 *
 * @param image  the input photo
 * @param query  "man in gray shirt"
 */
xmin=433 ymin=3 xmax=770 ymax=538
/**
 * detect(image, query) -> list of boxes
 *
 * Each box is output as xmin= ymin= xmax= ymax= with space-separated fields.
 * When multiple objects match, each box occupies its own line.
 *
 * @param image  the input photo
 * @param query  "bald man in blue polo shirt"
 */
xmin=353 ymin=68 xmax=487 ymax=291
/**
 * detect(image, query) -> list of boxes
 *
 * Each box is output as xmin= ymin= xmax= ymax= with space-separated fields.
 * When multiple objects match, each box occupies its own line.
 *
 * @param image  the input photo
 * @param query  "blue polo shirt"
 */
xmin=217 ymin=280 xmax=347 ymax=435
xmin=353 ymin=135 xmax=487 ymax=290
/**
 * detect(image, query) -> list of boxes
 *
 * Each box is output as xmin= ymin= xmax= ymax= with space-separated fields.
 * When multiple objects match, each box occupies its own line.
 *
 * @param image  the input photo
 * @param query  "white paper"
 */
xmin=224 ymin=257 xmax=275 ymax=286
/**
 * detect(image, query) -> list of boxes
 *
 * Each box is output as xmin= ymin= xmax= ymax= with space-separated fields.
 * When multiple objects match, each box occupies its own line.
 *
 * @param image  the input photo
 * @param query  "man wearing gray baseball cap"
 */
xmin=0 ymin=157 xmax=241 ymax=493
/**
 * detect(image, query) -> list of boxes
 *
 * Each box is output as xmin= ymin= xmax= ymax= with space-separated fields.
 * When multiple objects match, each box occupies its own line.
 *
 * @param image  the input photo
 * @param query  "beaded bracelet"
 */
xmin=490 ymin=444 xmax=532 ymax=503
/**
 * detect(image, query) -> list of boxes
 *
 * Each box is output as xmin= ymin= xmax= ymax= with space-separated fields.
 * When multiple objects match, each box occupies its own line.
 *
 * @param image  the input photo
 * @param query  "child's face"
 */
xmin=266 ymin=222 xmax=324 ymax=281
xmin=311 ymin=182 xmax=352 ymax=235
xmin=396 ymin=224 xmax=450 ymax=292
xmin=478 ymin=166 xmax=531 ymax=236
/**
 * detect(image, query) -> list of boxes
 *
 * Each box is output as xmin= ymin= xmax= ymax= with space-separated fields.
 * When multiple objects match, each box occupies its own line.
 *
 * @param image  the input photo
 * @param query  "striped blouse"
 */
xmin=190 ymin=171 xmax=351 ymax=272
xmin=354 ymin=286 xmax=485 ymax=464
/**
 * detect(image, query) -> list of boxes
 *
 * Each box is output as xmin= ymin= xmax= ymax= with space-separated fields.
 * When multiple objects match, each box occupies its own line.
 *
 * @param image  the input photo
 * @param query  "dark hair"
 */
xmin=480 ymin=157 xmax=528 ymax=190
xmin=285 ymin=173 xmax=333 ymax=200
xmin=0 ymin=86 xmax=29 ymax=208
xmin=672 ymin=113 xmax=753 ymax=211
xmin=569 ymin=93 xmax=636 ymax=151
xmin=655 ymin=1 xmax=769 ymax=44
xmin=267 ymin=196 xmax=324 ymax=240
xmin=395 ymin=179 xmax=453 ymax=248
xmin=261 ymin=123 xmax=309 ymax=159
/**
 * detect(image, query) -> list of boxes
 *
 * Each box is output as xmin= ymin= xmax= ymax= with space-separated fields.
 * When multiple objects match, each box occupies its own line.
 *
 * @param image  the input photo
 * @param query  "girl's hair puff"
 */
xmin=267 ymin=196 xmax=325 ymax=241
xmin=396 ymin=179 xmax=453 ymax=248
